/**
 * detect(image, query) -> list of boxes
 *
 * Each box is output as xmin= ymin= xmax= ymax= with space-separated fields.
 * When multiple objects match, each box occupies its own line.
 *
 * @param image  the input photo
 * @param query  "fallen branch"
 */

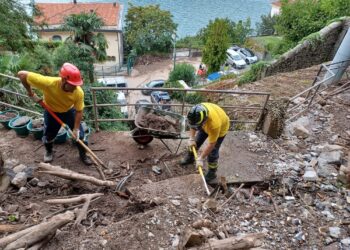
xmin=218 ymin=183 xmax=244 ymax=210
xmin=27 ymin=231 xmax=55 ymax=250
xmin=0 ymin=211 xmax=75 ymax=250
xmin=0 ymin=224 xmax=26 ymax=233
xmin=38 ymin=163 xmax=115 ymax=187
xmin=188 ymin=232 xmax=265 ymax=250
xmin=45 ymin=193 xmax=103 ymax=226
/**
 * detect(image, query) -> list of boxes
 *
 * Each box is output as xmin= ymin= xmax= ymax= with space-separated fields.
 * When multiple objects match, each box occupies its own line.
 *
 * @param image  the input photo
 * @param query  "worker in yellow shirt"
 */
xmin=17 ymin=63 xmax=92 ymax=165
xmin=180 ymin=103 xmax=229 ymax=182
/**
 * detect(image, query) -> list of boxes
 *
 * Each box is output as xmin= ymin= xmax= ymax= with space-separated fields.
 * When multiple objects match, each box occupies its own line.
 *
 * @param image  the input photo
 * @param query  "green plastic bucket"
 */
xmin=9 ymin=116 xmax=31 ymax=137
xmin=27 ymin=120 xmax=44 ymax=140
xmin=55 ymin=127 xmax=67 ymax=144
xmin=0 ymin=110 xmax=19 ymax=129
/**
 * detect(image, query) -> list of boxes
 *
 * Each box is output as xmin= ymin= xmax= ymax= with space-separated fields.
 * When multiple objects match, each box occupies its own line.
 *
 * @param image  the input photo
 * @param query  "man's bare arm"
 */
xmin=17 ymin=71 xmax=33 ymax=96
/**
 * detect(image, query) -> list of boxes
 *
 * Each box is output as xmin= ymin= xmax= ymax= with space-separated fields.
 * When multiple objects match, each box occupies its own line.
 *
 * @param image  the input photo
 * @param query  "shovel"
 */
xmin=191 ymin=146 xmax=210 ymax=196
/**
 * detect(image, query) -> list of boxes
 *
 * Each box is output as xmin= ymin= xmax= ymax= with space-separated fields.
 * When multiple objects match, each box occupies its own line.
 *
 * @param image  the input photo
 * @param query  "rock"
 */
xmin=151 ymin=165 xmax=162 ymax=175
xmin=203 ymin=198 xmax=218 ymax=213
xmin=182 ymin=230 xmax=204 ymax=248
xmin=285 ymin=196 xmax=295 ymax=202
xmin=18 ymin=187 xmax=27 ymax=194
xmin=320 ymin=184 xmax=338 ymax=192
xmin=317 ymin=164 xmax=338 ymax=178
xmin=329 ymin=227 xmax=341 ymax=238
xmin=188 ymin=197 xmax=200 ymax=207
xmin=7 ymin=204 xmax=19 ymax=213
xmin=99 ymin=239 xmax=108 ymax=247
xmin=171 ymin=200 xmax=181 ymax=206
xmin=341 ymin=238 xmax=350 ymax=246
xmin=0 ymin=174 xmax=10 ymax=192
xmin=294 ymin=231 xmax=305 ymax=241
xmin=11 ymin=172 xmax=27 ymax=188
xmin=148 ymin=232 xmax=155 ymax=238
xmin=4 ymin=159 xmax=19 ymax=169
xmin=192 ymin=219 xmax=214 ymax=230
xmin=217 ymin=231 xmax=226 ymax=239
xmin=321 ymin=210 xmax=335 ymax=221
xmin=310 ymin=158 xmax=318 ymax=167
xmin=28 ymin=178 xmax=39 ymax=186
xmin=13 ymin=164 xmax=27 ymax=173
xmin=292 ymin=97 xmax=306 ymax=105
xmin=103 ymin=168 xmax=113 ymax=175
xmin=301 ymin=193 xmax=314 ymax=206
xmin=198 ymin=227 xmax=214 ymax=238
xmin=171 ymin=235 xmax=180 ymax=247
xmin=293 ymin=125 xmax=310 ymax=139
xmin=318 ymin=151 xmax=343 ymax=166
xmin=303 ymin=167 xmax=318 ymax=181
xmin=37 ymin=181 xmax=49 ymax=187
xmin=26 ymin=203 xmax=40 ymax=211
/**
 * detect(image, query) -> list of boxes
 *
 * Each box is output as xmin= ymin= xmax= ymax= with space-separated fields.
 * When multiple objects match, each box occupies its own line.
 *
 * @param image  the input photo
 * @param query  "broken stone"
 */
xmin=329 ymin=227 xmax=341 ymax=238
xmin=321 ymin=210 xmax=335 ymax=221
xmin=341 ymin=238 xmax=350 ymax=246
xmin=99 ymin=239 xmax=108 ymax=247
xmin=192 ymin=219 xmax=214 ymax=230
xmin=103 ymin=168 xmax=114 ymax=175
xmin=317 ymin=164 xmax=338 ymax=178
xmin=0 ymin=174 xmax=10 ymax=192
xmin=148 ymin=232 xmax=155 ymax=238
xmin=320 ymin=184 xmax=338 ymax=192
xmin=37 ymin=181 xmax=49 ymax=187
xmin=310 ymin=158 xmax=318 ymax=167
xmin=171 ymin=200 xmax=181 ymax=206
xmin=303 ymin=167 xmax=318 ymax=181
xmin=198 ymin=227 xmax=214 ymax=238
xmin=171 ymin=235 xmax=180 ymax=247
xmin=7 ymin=204 xmax=19 ymax=213
xmin=13 ymin=164 xmax=27 ymax=173
xmin=203 ymin=198 xmax=218 ymax=213
xmin=11 ymin=172 xmax=27 ymax=188
xmin=182 ymin=230 xmax=204 ymax=248
xmin=294 ymin=231 xmax=305 ymax=241
xmin=18 ymin=187 xmax=27 ymax=194
xmin=284 ymin=196 xmax=295 ymax=202
xmin=217 ymin=231 xmax=226 ymax=239
xmin=4 ymin=159 xmax=19 ymax=169
xmin=318 ymin=151 xmax=342 ymax=166
xmin=151 ymin=165 xmax=162 ymax=175
xmin=28 ymin=177 xmax=39 ymax=186
xmin=293 ymin=124 xmax=310 ymax=139
xmin=188 ymin=197 xmax=200 ymax=207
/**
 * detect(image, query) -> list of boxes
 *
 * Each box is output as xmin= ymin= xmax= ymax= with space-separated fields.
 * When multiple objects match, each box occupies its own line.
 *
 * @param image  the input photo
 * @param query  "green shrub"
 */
xmin=185 ymin=93 xmax=205 ymax=104
xmin=220 ymin=73 xmax=237 ymax=81
xmin=238 ymin=62 xmax=267 ymax=85
xmin=266 ymin=38 xmax=296 ymax=58
xmin=164 ymin=80 xmax=205 ymax=104
xmin=168 ymin=63 xmax=196 ymax=86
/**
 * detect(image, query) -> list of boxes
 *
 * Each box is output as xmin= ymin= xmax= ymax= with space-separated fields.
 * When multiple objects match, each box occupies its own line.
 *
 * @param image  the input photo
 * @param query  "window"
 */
xmin=52 ymin=35 xmax=62 ymax=41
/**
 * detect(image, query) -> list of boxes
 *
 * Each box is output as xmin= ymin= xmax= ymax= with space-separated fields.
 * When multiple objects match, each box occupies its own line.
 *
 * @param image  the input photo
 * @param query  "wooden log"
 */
xmin=38 ymin=163 xmax=115 ymax=187
xmin=188 ymin=233 xmax=265 ymax=250
xmin=27 ymin=231 xmax=56 ymax=250
xmin=0 ymin=211 xmax=75 ymax=250
xmin=0 ymin=224 xmax=26 ymax=233
xmin=44 ymin=193 xmax=104 ymax=204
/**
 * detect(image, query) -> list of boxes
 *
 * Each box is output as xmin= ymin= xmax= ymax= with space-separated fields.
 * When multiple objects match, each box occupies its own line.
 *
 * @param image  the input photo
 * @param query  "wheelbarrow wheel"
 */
xmin=131 ymin=129 xmax=153 ymax=145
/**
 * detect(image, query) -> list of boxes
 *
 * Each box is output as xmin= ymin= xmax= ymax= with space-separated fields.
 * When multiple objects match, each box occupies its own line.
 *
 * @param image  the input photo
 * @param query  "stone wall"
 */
xmin=263 ymin=19 xmax=349 ymax=77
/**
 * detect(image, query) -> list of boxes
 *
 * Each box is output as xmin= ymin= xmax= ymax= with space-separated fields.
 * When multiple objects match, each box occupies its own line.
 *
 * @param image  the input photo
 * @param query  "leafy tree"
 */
xmin=202 ymin=19 xmax=230 ymax=73
xmin=124 ymin=4 xmax=177 ymax=54
xmin=275 ymin=0 xmax=349 ymax=43
xmin=168 ymin=63 xmax=196 ymax=86
xmin=0 ymin=0 xmax=37 ymax=51
xmin=198 ymin=18 xmax=252 ymax=46
xmin=63 ymin=12 xmax=108 ymax=61
xmin=256 ymin=14 xmax=277 ymax=36
xmin=53 ymin=42 xmax=94 ymax=83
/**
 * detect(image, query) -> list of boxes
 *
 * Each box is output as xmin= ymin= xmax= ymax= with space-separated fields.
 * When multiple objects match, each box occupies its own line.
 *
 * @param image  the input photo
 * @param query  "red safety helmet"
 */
xmin=59 ymin=63 xmax=83 ymax=86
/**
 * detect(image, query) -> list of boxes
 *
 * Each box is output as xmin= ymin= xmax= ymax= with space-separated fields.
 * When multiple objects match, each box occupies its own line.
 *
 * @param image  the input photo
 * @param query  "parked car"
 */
xmin=116 ymin=91 xmax=128 ymax=118
xmin=226 ymin=49 xmax=246 ymax=69
xmin=237 ymin=48 xmax=258 ymax=64
xmin=97 ymin=76 xmax=129 ymax=96
xmin=141 ymin=79 xmax=165 ymax=95
xmin=135 ymin=99 xmax=152 ymax=114
xmin=229 ymin=45 xmax=240 ymax=51
xmin=150 ymin=91 xmax=171 ymax=111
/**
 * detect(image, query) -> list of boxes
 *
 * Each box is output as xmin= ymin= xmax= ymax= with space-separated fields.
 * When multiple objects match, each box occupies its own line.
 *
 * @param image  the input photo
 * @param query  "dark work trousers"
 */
xmin=195 ymin=128 xmax=226 ymax=169
xmin=43 ymin=108 xmax=85 ymax=143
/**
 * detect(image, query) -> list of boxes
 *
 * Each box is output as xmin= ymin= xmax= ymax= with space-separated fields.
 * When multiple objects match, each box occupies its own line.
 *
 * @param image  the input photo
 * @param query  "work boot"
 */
xmin=77 ymin=142 xmax=93 ymax=166
xmin=180 ymin=151 xmax=195 ymax=165
xmin=205 ymin=169 xmax=217 ymax=183
xmin=44 ymin=142 xmax=53 ymax=163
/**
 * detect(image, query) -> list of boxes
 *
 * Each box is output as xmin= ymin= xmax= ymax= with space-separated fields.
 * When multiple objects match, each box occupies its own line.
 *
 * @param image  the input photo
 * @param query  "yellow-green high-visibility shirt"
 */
xmin=201 ymin=103 xmax=229 ymax=143
xmin=27 ymin=72 xmax=84 ymax=113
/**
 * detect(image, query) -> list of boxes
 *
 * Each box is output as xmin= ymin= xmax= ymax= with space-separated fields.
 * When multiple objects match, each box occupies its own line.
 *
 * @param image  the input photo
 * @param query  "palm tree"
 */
xmin=63 ymin=12 xmax=108 ymax=61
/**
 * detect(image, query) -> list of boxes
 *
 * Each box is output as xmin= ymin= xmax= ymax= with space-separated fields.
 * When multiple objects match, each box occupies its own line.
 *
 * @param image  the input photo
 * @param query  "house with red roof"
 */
xmin=34 ymin=1 xmax=123 ymax=65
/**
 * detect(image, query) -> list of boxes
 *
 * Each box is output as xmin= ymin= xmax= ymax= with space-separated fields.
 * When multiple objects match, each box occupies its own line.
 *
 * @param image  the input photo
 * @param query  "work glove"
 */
xmin=196 ymin=157 xmax=204 ymax=169
xmin=187 ymin=137 xmax=196 ymax=149
xmin=73 ymin=129 xmax=80 ymax=141
xmin=28 ymin=93 xmax=41 ymax=103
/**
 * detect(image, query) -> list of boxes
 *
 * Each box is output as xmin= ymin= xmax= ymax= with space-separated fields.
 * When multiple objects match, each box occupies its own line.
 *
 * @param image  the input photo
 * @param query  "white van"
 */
xmin=226 ymin=49 xmax=246 ymax=69
xmin=97 ymin=76 xmax=129 ymax=96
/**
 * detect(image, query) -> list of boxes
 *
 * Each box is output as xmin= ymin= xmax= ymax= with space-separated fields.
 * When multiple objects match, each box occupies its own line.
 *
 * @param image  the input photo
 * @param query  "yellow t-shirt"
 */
xmin=27 ymin=72 xmax=84 ymax=113
xmin=201 ymin=103 xmax=229 ymax=143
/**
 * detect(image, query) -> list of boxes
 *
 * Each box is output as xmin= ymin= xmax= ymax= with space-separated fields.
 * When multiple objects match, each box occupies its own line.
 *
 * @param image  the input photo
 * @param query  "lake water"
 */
xmin=33 ymin=0 xmax=271 ymax=38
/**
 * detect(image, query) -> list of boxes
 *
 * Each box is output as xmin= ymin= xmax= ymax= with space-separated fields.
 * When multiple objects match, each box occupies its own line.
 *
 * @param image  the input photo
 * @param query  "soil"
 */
xmin=32 ymin=119 xmax=44 ymax=129
xmin=1 ymin=59 xmax=349 ymax=249
xmin=11 ymin=116 xmax=30 ymax=127
xmin=138 ymin=111 xmax=179 ymax=133
xmin=0 ymin=112 xmax=17 ymax=121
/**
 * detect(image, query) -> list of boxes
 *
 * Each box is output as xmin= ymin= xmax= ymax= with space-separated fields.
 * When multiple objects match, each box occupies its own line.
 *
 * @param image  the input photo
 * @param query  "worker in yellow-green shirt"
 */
xmin=180 ymin=103 xmax=230 ymax=182
xmin=17 ymin=63 xmax=92 ymax=166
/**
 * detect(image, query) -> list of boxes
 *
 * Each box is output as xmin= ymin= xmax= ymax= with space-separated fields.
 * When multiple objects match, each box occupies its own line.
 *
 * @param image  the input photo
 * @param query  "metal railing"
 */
xmin=89 ymin=86 xmax=270 ymax=131
xmin=286 ymin=60 xmax=350 ymax=122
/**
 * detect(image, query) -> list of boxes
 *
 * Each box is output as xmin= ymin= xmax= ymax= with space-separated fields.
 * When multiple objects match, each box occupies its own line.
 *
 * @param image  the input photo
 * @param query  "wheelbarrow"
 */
xmin=131 ymin=106 xmax=188 ymax=154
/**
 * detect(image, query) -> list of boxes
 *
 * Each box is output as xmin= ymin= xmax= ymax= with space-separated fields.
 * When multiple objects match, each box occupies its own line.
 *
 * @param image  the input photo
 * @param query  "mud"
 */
xmin=0 ymin=112 xmax=17 ymax=121
xmin=138 ymin=112 xmax=179 ymax=133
